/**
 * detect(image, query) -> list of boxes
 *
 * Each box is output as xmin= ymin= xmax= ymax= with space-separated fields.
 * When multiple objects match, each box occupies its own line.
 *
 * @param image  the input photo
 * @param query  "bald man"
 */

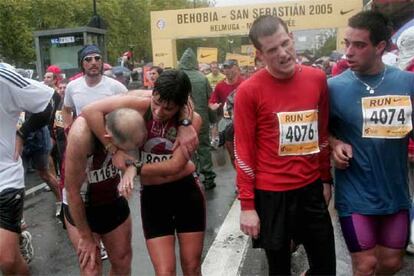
xmin=63 ymin=108 xmax=146 ymax=275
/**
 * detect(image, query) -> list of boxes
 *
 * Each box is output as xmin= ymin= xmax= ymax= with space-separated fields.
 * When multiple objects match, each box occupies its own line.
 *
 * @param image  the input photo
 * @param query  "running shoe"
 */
xmin=100 ymin=241 xmax=108 ymax=260
xmin=407 ymin=243 xmax=414 ymax=255
xmin=20 ymin=230 xmax=34 ymax=264
xmin=20 ymin=218 xmax=28 ymax=231
xmin=55 ymin=201 xmax=62 ymax=217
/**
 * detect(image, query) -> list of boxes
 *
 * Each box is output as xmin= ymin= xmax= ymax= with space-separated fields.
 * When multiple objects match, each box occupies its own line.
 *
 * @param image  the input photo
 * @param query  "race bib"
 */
xmin=87 ymin=164 xmax=119 ymax=184
xmin=277 ymin=110 xmax=319 ymax=156
xmin=361 ymin=95 xmax=412 ymax=139
xmin=141 ymin=151 xmax=173 ymax=164
xmin=54 ymin=111 xmax=64 ymax=128
xmin=16 ymin=112 xmax=25 ymax=129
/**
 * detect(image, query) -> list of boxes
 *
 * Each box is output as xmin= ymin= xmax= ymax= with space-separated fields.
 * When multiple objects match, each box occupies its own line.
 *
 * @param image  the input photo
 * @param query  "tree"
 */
xmin=315 ymin=35 xmax=337 ymax=59
xmin=0 ymin=0 xmax=214 ymax=67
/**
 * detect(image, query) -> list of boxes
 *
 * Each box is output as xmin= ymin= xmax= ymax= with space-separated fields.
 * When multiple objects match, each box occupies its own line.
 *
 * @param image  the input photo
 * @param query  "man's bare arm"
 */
xmin=65 ymin=117 xmax=100 ymax=268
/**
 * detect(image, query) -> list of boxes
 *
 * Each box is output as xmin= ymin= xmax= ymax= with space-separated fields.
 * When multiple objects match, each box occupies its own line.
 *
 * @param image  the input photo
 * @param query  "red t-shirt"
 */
xmin=209 ymin=77 xmax=244 ymax=105
xmin=234 ymin=65 xmax=331 ymax=210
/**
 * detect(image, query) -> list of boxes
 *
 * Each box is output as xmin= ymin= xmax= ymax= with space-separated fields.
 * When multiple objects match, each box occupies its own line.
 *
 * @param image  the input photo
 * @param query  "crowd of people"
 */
xmin=1 ymin=9 xmax=414 ymax=276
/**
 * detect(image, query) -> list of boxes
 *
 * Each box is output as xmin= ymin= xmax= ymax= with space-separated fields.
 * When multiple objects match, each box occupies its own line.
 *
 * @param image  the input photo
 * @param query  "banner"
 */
xmin=225 ymin=53 xmax=254 ymax=67
xmin=151 ymin=0 xmax=362 ymax=39
xmin=197 ymin=47 xmax=218 ymax=64
xmin=241 ymin=45 xmax=256 ymax=57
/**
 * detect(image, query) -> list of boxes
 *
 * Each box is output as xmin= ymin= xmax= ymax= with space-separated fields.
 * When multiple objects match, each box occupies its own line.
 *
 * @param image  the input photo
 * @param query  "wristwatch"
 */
xmin=178 ymin=119 xmax=192 ymax=126
xmin=132 ymin=160 xmax=143 ymax=175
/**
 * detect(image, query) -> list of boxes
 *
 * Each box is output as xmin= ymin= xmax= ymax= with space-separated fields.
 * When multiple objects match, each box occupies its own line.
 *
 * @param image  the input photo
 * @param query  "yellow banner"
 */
xmin=241 ymin=44 xmax=256 ymax=57
xmin=225 ymin=53 xmax=254 ymax=67
xmin=197 ymin=47 xmax=218 ymax=64
xmin=151 ymin=0 xmax=362 ymax=39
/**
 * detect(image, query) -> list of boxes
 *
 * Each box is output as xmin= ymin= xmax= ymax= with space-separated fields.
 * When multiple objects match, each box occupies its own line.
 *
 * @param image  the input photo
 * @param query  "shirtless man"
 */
xmin=64 ymin=108 xmax=146 ymax=275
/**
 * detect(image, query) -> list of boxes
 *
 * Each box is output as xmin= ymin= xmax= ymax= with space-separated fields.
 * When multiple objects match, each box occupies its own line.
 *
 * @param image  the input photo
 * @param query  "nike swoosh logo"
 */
xmin=340 ymin=9 xmax=354 ymax=15
xmin=200 ymin=54 xmax=211 ymax=58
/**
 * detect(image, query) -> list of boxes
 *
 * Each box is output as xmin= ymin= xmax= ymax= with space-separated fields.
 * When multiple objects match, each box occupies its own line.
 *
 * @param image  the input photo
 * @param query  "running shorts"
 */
xmin=63 ymin=196 xmax=130 ymax=235
xmin=339 ymin=210 xmax=409 ymax=252
xmin=0 ymin=188 xmax=25 ymax=233
xmin=141 ymin=174 xmax=206 ymax=239
xmin=253 ymin=179 xmax=334 ymax=251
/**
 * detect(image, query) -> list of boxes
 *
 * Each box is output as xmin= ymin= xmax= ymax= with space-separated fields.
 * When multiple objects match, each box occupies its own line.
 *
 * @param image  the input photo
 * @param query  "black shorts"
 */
xmin=63 ymin=196 xmax=130 ymax=235
xmin=253 ymin=179 xmax=334 ymax=251
xmin=0 ymin=188 xmax=25 ymax=233
xmin=141 ymin=174 xmax=206 ymax=240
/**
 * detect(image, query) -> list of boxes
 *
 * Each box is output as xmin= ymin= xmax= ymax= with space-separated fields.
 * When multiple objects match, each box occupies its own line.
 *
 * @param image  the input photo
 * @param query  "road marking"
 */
xmin=202 ymin=199 xmax=250 ymax=276
xmin=25 ymin=182 xmax=47 ymax=196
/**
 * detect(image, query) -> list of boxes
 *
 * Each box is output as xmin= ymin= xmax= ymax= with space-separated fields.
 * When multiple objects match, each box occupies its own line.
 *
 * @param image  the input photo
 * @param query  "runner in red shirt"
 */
xmin=234 ymin=15 xmax=335 ymax=275
xmin=208 ymin=59 xmax=243 ymax=112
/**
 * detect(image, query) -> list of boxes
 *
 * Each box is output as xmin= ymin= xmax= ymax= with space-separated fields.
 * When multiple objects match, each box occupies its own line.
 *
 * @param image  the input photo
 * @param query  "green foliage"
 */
xmin=315 ymin=35 xmax=337 ymax=59
xmin=0 ymin=0 xmax=33 ymax=66
xmin=0 ymin=0 xmax=214 ymax=67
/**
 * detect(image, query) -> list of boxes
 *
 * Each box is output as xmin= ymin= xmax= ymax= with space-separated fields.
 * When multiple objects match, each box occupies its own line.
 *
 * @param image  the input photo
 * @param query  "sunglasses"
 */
xmin=83 ymin=55 xmax=102 ymax=62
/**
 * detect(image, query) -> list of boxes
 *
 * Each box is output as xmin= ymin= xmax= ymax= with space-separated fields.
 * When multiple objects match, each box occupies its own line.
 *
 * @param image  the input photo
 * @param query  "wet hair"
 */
xmin=348 ymin=10 xmax=392 ymax=50
xmin=150 ymin=66 xmax=163 ymax=75
xmin=105 ymin=108 xmax=146 ymax=146
xmin=249 ymin=15 xmax=289 ymax=50
xmin=153 ymin=69 xmax=191 ymax=107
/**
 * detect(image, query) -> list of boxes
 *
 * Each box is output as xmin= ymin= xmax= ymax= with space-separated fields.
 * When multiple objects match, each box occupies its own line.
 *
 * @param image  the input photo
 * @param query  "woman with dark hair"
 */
xmin=82 ymin=69 xmax=205 ymax=275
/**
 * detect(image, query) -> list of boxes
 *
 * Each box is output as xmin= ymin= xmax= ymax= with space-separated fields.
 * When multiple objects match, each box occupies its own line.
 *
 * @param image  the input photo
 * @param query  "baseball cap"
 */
xmin=223 ymin=59 xmax=238 ymax=68
xmin=46 ymin=65 xmax=62 ymax=75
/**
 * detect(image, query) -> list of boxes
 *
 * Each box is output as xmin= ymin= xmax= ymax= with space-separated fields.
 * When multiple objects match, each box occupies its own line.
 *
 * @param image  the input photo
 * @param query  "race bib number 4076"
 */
xmin=277 ymin=110 xmax=319 ymax=156
xmin=361 ymin=95 xmax=412 ymax=139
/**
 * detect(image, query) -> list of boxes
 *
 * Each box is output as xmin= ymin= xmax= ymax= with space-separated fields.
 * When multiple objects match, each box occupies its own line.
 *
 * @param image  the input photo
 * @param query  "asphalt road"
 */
xmin=19 ymin=148 xmax=414 ymax=275
xmin=21 ymin=148 xmax=237 ymax=275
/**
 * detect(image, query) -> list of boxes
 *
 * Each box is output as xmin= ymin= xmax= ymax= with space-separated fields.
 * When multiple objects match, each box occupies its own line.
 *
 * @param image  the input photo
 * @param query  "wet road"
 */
xmin=20 ymin=148 xmax=414 ymax=275
xmin=22 ymin=148 xmax=237 ymax=275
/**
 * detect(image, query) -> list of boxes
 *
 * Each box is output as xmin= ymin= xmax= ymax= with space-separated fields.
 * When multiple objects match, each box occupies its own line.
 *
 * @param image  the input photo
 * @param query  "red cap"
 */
xmin=46 ymin=65 xmax=62 ymax=75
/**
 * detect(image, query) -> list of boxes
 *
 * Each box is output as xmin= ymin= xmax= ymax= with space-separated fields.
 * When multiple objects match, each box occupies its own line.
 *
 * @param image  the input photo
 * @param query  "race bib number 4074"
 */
xmin=277 ymin=110 xmax=319 ymax=156
xmin=361 ymin=95 xmax=412 ymax=139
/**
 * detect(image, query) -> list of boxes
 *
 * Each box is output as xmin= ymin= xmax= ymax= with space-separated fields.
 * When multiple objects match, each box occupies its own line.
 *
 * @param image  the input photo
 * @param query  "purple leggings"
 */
xmin=339 ymin=210 xmax=409 ymax=253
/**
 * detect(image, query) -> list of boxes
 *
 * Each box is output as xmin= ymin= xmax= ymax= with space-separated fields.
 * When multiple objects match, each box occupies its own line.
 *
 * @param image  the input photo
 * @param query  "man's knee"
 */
xmin=377 ymin=256 xmax=403 ymax=274
xmin=0 ymin=253 xmax=16 ymax=271
xmin=81 ymin=265 xmax=101 ymax=276
xmin=154 ymin=266 xmax=176 ymax=276
xmin=353 ymin=255 xmax=377 ymax=275
xmin=110 ymin=247 xmax=132 ymax=273
xmin=0 ymin=249 xmax=25 ymax=274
